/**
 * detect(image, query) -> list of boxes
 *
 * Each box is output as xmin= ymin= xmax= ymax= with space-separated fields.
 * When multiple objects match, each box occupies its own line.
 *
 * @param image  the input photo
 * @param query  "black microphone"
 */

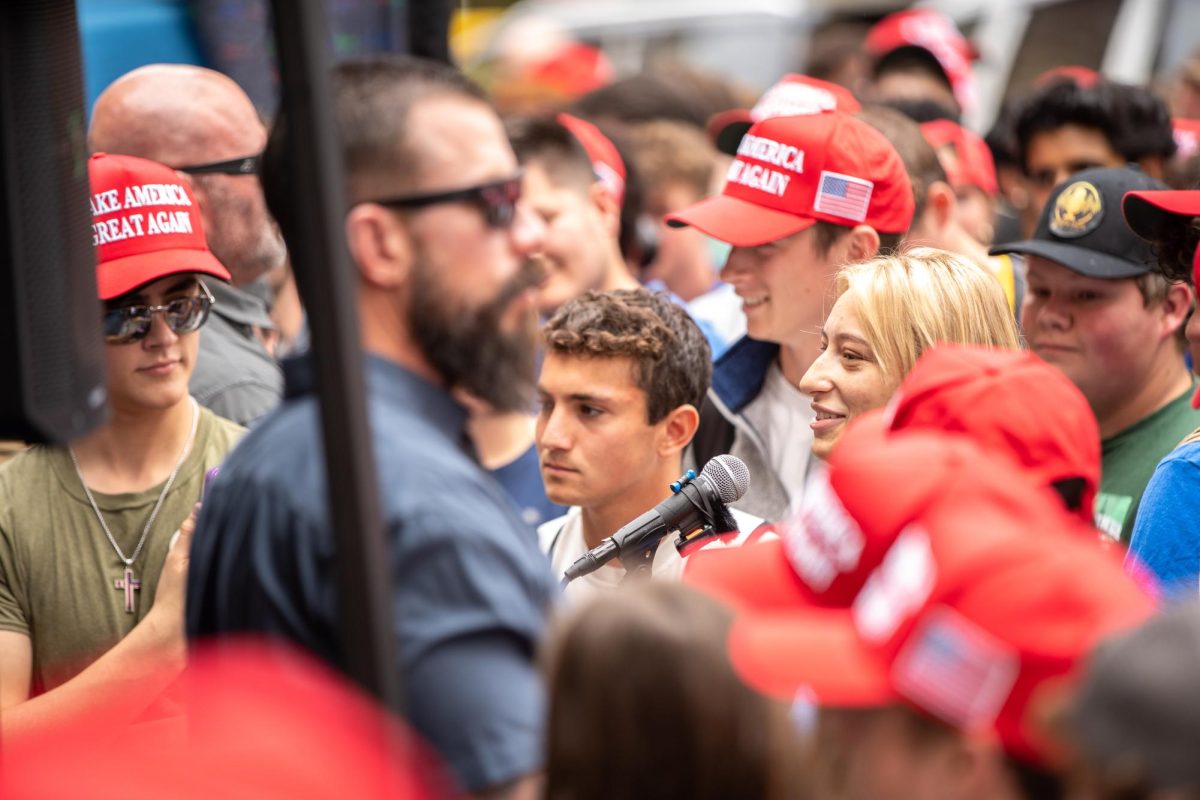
xmin=563 ymin=455 xmax=750 ymax=582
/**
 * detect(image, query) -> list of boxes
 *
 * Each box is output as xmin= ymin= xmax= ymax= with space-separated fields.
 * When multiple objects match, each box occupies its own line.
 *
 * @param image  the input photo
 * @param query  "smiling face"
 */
xmin=720 ymin=226 xmax=844 ymax=350
xmin=1021 ymin=257 xmax=1167 ymax=421
xmin=523 ymin=161 xmax=613 ymax=314
xmin=799 ymin=294 xmax=896 ymax=460
xmin=103 ymin=274 xmax=203 ymax=414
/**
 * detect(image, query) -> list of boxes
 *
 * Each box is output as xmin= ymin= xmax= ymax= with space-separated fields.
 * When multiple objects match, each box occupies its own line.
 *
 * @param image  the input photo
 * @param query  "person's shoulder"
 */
xmin=537 ymin=509 xmax=576 ymax=552
xmin=199 ymin=406 xmax=248 ymax=451
xmin=0 ymin=444 xmax=60 ymax=487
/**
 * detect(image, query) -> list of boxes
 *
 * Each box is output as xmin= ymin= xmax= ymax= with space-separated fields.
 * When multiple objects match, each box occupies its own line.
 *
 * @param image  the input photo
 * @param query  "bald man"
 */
xmin=90 ymin=65 xmax=287 ymax=425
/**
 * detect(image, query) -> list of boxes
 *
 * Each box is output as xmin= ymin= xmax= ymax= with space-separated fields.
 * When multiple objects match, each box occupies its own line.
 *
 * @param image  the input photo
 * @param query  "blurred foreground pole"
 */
xmin=265 ymin=0 xmax=401 ymax=713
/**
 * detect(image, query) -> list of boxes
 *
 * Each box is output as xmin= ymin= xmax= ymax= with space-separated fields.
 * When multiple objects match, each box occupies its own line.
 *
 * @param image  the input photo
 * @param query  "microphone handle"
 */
xmin=563 ymin=538 xmax=619 ymax=582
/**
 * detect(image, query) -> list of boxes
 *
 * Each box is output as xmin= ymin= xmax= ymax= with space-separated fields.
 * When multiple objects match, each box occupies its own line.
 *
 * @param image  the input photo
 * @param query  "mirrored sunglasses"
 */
xmin=103 ymin=281 xmax=215 ymax=344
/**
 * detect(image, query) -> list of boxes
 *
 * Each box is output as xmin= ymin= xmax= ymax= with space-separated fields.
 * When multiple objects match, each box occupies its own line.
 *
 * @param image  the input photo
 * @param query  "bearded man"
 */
xmin=185 ymin=57 xmax=557 ymax=800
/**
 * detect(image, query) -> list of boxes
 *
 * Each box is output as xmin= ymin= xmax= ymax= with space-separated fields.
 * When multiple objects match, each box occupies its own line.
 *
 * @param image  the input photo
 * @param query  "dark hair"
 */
xmin=543 ymin=582 xmax=804 ymax=800
xmin=857 ymin=105 xmax=948 ymax=226
xmin=505 ymin=114 xmax=597 ymax=191
xmin=261 ymin=55 xmax=486 ymax=250
xmin=1014 ymin=79 xmax=1176 ymax=173
xmin=571 ymin=66 xmax=752 ymax=130
xmin=881 ymin=97 xmax=959 ymax=124
xmin=813 ymin=221 xmax=903 ymax=256
xmin=542 ymin=288 xmax=711 ymax=423
xmin=873 ymin=46 xmax=955 ymax=95
xmin=1005 ymin=753 xmax=1066 ymax=800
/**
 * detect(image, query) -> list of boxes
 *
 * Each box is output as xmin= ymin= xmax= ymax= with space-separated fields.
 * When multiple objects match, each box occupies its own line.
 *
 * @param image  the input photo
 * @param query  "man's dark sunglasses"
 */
xmin=103 ymin=281 xmax=216 ymax=344
xmin=176 ymin=154 xmax=261 ymax=176
xmin=367 ymin=173 xmax=523 ymax=228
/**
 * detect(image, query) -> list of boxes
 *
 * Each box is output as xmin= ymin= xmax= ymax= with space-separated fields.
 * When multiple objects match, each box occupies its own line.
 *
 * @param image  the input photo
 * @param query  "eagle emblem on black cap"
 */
xmin=1049 ymin=181 xmax=1103 ymax=238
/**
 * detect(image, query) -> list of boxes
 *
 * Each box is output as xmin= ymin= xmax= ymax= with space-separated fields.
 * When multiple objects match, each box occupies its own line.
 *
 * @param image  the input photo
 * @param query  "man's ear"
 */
xmin=840 ymin=224 xmax=882 ymax=265
xmin=590 ymin=181 xmax=621 ymax=238
xmin=924 ymin=180 xmax=958 ymax=233
xmin=344 ymin=204 xmax=413 ymax=290
xmin=657 ymin=404 xmax=701 ymax=457
xmin=1160 ymin=280 xmax=1194 ymax=339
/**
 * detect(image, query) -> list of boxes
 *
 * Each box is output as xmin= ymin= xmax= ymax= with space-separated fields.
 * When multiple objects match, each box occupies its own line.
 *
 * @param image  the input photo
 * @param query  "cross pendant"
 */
xmin=114 ymin=566 xmax=141 ymax=614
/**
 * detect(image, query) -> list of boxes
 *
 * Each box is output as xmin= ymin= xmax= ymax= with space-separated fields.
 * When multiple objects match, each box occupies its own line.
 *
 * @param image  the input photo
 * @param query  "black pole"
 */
xmin=265 ymin=0 xmax=401 ymax=713
xmin=407 ymin=0 xmax=453 ymax=64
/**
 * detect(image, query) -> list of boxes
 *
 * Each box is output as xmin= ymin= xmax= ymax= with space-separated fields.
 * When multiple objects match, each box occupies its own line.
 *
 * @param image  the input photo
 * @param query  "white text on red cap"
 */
xmin=783 ymin=472 xmax=865 ymax=592
xmin=90 ymin=182 xmax=196 ymax=247
xmin=728 ymin=135 xmax=806 ymax=198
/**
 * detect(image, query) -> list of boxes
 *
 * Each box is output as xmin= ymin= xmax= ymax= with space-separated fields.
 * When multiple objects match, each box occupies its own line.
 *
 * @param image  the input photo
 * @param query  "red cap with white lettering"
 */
xmin=706 ymin=73 xmax=862 ymax=156
xmin=89 ymin=152 xmax=231 ymax=300
xmin=865 ymin=9 xmax=978 ymax=111
xmin=666 ymin=111 xmax=914 ymax=246
xmin=688 ymin=427 xmax=1152 ymax=766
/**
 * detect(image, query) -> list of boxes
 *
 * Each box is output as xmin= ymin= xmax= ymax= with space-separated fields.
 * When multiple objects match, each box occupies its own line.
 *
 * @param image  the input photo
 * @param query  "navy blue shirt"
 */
xmin=186 ymin=354 xmax=558 ymax=792
xmin=491 ymin=443 xmax=566 ymax=528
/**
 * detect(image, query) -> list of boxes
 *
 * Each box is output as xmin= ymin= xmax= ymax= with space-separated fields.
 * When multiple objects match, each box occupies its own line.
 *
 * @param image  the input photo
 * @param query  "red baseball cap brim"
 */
xmin=684 ymin=538 xmax=818 ymax=612
xmin=728 ymin=607 xmax=896 ymax=705
xmin=97 ymin=247 xmax=232 ymax=301
xmin=1122 ymin=190 xmax=1200 ymax=244
xmin=665 ymin=193 xmax=817 ymax=247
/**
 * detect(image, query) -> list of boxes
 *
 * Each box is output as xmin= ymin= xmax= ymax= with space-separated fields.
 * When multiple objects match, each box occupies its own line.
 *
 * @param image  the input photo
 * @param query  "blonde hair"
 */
xmin=834 ymin=247 xmax=1021 ymax=383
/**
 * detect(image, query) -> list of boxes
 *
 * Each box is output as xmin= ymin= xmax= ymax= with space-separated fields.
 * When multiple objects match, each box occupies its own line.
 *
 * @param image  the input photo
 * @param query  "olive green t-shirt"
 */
xmin=1095 ymin=384 xmax=1200 ymax=544
xmin=0 ymin=406 xmax=243 ymax=693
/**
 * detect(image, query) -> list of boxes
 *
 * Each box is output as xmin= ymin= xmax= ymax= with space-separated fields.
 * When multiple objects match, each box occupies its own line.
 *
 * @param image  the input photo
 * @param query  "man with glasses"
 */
xmin=90 ymin=64 xmax=288 ymax=425
xmin=0 ymin=153 xmax=244 ymax=738
xmin=186 ymin=57 xmax=557 ymax=799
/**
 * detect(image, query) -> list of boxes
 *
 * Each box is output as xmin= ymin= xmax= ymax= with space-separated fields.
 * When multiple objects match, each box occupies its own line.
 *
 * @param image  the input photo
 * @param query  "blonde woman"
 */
xmin=800 ymin=247 xmax=1020 ymax=459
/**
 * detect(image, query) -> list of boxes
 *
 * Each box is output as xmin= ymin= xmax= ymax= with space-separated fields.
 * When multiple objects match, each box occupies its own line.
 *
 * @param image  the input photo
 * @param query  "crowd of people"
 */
xmin=4 ymin=6 xmax=1200 ymax=799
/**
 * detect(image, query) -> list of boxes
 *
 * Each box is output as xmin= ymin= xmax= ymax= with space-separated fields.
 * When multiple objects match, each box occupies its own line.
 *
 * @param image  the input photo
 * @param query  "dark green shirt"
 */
xmin=1096 ymin=384 xmax=1200 ymax=543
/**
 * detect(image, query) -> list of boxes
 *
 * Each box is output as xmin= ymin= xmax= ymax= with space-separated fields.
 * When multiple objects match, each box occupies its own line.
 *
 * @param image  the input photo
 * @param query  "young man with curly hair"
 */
xmin=536 ymin=288 xmax=760 ymax=603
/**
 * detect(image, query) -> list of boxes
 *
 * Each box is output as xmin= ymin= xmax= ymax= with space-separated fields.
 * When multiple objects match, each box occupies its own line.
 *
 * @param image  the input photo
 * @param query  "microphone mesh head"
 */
xmin=701 ymin=455 xmax=751 ymax=503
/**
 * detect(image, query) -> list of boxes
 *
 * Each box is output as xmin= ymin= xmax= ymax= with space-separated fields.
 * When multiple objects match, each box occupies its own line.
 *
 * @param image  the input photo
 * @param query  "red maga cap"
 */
xmin=707 ymin=428 xmax=1152 ymax=767
xmin=666 ymin=111 xmax=913 ymax=245
xmin=882 ymin=344 xmax=1101 ymax=524
xmin=89 ymin=152 xmax=231 ymax=300
xmin=919 ymin=119 xmax=998 ymax=197
xmin=865 ymin=9 xmax=978 ymax=110
xmin=557 ymin=112 xmax=626 ymax=205
xmin=707 ymin=73 xmax=862 ymax=156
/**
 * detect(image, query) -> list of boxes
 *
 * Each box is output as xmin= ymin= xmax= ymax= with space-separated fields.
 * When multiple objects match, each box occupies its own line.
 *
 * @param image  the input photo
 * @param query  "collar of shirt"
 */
xmin=209 ymin=279 xmax=277 ymax=331
xmin=711 ymin=335 xmax=781 ymax=413
xmin=281 ymin=353 xmax=471 ymax=452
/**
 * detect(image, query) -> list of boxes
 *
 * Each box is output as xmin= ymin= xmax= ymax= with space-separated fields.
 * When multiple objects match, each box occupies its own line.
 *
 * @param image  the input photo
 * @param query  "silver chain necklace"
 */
xmin=67 ymin=397 xmax=199 ymax=614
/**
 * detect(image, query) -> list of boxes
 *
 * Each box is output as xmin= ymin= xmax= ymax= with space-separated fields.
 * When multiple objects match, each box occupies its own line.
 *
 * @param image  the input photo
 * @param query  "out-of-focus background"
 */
xmin=81 ymin=0 xmax=1198 ymax=132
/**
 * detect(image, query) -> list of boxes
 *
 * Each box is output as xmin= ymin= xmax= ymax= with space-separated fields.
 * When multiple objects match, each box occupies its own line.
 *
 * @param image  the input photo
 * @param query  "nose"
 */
xmin=1029 ymin=294 xmax=1071 ymax=332
xmin=798 ymin=349 xmax=835 ymax=397
xmin=510 ymin=201 xmax=546 ymax=257
xmin=141 ymin=308 xmax=180 ymax=348
xmin=536 ymin=403 xmax=573 ymax=453
xmin=721 ymin=246 xmax=755 ymax=282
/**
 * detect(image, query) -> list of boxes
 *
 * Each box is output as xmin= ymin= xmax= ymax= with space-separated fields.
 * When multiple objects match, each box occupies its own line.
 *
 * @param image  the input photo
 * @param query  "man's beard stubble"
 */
xmin=409 ymin=258 xmax=544 ymax=413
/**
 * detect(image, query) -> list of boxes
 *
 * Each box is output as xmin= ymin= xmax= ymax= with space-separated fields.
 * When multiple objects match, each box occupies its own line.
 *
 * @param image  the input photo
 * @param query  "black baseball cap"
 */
xmin=991 ymin=166 xmax=1167 ymax=279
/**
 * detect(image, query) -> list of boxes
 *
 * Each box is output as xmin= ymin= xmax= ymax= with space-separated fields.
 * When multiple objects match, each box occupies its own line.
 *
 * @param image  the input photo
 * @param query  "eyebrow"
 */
xmin=833 ymin=332 xmax=873 ymax=348
xmin=120 ymin=277 xmax=200 ymax=304
xmin=537 ymin=387 xmax=617 ymax=405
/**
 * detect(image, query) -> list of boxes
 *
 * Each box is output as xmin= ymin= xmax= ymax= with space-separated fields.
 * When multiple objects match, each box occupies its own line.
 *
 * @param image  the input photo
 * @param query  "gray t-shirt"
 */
xmin=190 ymin=280 xmax=283 ymax=426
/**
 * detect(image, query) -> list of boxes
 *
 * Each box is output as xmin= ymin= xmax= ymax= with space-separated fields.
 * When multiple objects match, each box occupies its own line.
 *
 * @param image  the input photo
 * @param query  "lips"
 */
xmin=139 ymin=359 xmax=181 ymax=375
xmin=810 ymin=403 xmax=847 ymax=434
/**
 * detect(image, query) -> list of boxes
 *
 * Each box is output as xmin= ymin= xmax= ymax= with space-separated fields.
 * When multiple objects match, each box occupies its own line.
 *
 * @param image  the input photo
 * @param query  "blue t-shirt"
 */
xmin=1127 ymin=438 xmax=1200 ymax=600
xmin=187 ymin=355 xmax=558 ymax=792
xmin=491 ymin=444 xmax=566 ymax=528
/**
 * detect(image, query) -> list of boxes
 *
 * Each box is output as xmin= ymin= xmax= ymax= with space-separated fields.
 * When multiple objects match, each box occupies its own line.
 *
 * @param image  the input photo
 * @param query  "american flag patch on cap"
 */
xmin=890 ymin=606 xmax=1019 ymax=731
xmin=814 ymin=171 xmax=874 ymax=222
